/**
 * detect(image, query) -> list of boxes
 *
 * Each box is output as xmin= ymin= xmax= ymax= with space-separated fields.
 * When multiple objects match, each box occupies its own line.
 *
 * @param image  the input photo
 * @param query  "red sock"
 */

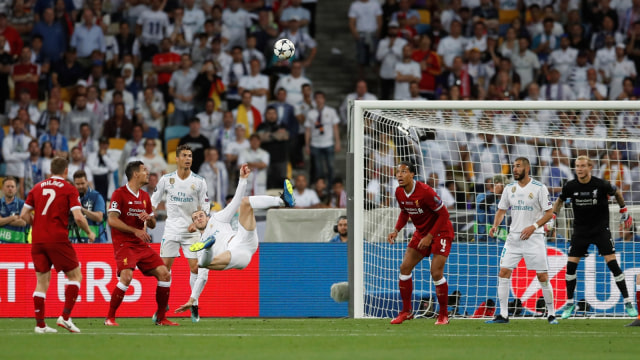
xmin=436 ymin=281 xmax=449 ymax=317
xmin=62 ymin=283 xmax=80 ymax=320
xmin=33 ymin=294 xmax=45 ymax=328
xmin=399 ymin=277 xmax=413 ymax=313
xmin=636 ymin=291 xmax=640 ymax=317
xmin=108 ymin=286 xmax=126 ymax=319
xmin=156 ymin=285 xmax=170 ymax=321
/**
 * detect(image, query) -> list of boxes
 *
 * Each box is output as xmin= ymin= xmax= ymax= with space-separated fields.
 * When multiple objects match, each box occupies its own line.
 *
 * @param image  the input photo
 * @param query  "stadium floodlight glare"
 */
xmin=349 ymin=100 xmax=640 ymax=319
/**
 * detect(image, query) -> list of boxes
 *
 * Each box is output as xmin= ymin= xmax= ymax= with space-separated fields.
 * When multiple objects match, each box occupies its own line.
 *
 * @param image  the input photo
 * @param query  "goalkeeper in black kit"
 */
xmin=550 ymin=156 xmax=638 ymax=321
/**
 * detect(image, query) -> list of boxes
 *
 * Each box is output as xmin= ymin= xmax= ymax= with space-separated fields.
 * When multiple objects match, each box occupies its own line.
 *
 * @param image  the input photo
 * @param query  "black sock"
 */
xmin=607 ymin=260 xmax=629 ymax=299
xmin=566 ymin=261 xmax=578 ymax=301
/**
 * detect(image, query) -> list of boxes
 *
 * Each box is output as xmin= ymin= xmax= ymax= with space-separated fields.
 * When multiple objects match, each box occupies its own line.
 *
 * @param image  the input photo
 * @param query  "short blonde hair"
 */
xmin=576 ymin=155 xmax=593 ymax=167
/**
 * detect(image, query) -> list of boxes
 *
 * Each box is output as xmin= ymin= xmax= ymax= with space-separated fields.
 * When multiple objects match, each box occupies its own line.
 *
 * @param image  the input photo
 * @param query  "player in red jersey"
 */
xmin=387 ymin=161 xmax=454 ymax=325
xmin=20 ymin=157 xmax=96 ymax=334
xmin=104 ymin=161 xmax=178 ymax=326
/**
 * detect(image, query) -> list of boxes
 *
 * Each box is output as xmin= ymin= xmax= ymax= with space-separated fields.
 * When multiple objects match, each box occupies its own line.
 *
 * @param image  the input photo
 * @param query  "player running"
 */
xmin=174 ymin=163 xmax=295 ymax=313
xmin=105 ymin=161 xmax=178 ymax=326
xmin=20 ymin=157 xmax=96 ymax=333
xmin=387 ymin=161 xmax=454 ymax=325
xmin=486 ymin=157 xmax=556 ymax=324
xmin=552 ymin=155 xmax=638 ymax=320
xmin=151 ymin=144 xmax=209 ymax=322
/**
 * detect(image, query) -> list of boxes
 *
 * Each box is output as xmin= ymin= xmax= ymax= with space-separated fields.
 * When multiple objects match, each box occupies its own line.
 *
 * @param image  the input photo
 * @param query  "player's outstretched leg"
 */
xmin=190 ymin=234 xmax=217 ymax=252
xmin=280 ymin=179 xmax=295 ymax=207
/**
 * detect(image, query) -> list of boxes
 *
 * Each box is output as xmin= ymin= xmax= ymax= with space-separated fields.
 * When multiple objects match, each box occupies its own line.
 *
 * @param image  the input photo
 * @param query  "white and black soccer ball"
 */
xmin=274 ymin=38 xmax=296 ymax=60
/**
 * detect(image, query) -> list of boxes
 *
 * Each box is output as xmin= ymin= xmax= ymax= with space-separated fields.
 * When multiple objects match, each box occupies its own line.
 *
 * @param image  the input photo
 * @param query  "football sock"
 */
xmin=108 ymin=282 xmax=128 ymax=319
xmin=565 ymin=261 xmax=578 ymax=301
xmin=607 ymin=260 xmax=629 ymax=298
xmin=156 ymin=281 xmax=171 ymax=321
xmin=62 ymin=281 xmax=80 ymax=321
xmin=189 ymin=272 xmax=198 ymax=306
xmin=215 ymin=178 xmax=247 ymax=223
xmin=434 ymin=277 xmax=449 ymax=317
xmin=190 ymin=269 xmax=209 ymax=301
xmin=540 ymin=280 xmax=555 ymax=315
xmin=636 ymin=290 xmax=640 ymax=317
xmin=33 ymin=292 xmax=46 ymax=328
xmin=249 ymin=196 xmax=284 ymax=209
xmin=498 ymin=277 xmax=510 ymax=318
xmin=399 ymin=274 xmax=413 ymax=313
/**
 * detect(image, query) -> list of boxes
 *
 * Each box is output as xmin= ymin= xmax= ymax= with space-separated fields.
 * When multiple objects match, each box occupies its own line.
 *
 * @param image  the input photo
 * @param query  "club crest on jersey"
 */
xmin=528 ymin=193 xmax=533 ymax=199
xmin=143 ymin=200 xmax=146 ymax=207
xmin=191 ymin=184 xmax=196 ymax=191
xmin=123 ymin=258 xmax=128 ymax=265
xmin=592 ymin=189 xmax=598 ymax=198
xmin=415 ymin=200 xmax=419 ymax=207
xmin=170 ymin=178 xmax=175 ymax=185
xmin=512 ymin=187 xmax=516 ymax=193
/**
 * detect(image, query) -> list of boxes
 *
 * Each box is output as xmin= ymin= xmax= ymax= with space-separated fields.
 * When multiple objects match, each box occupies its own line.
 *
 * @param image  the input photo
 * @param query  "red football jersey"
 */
xmin=395 ymin=181 xmax=454 ymax=237
xmin=108 ymin=185 xmax=154 ymax=247
xmin=24 ymin=176 xmax=82 ymax=244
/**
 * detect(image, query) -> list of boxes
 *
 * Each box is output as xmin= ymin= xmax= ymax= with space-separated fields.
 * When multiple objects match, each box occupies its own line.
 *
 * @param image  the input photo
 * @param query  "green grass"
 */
xmin=0 ymin=318 xmax=637 ymax=360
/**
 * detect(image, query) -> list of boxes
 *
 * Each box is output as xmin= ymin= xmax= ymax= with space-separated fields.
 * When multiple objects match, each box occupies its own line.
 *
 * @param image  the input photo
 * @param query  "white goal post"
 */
xmin=349 ymin=100 xmax=640 ymax=319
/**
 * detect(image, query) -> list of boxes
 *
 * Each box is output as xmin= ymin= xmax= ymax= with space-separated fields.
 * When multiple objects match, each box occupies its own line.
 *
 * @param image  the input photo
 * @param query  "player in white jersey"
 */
xmin=174 ymin=164 xmax=295 ymax=314
xmin=486 ymin=157 xmax=556 ymax=324
xmin=150 ymin=144 xmax=209 ymax=322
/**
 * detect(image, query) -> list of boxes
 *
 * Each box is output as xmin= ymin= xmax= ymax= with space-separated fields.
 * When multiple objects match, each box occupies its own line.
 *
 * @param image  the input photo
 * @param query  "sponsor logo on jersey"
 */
xmin=128 ymin=201 xmax=132 ymax=204
xmin=511 ymin=246 xmax=568 ymax=314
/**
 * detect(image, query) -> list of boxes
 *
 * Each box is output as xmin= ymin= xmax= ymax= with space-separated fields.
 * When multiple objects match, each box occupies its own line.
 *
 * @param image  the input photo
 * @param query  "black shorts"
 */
xmin=569 ymin=231 xmax=615 ymax=257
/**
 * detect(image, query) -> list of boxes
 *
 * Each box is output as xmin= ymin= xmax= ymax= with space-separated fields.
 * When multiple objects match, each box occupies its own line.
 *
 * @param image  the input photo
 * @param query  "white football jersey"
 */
xmin=498 ymin=178 xmax=552 ymax=234
xmin=151 ymin=171 xmax=209 ymax=238
xmin=200 ymin=214 xmax=236 ymax=257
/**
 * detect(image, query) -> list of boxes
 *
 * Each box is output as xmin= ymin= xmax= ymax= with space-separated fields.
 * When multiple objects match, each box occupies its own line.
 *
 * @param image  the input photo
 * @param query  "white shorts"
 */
xmin=160 ymin=233 xmax=201 ymax=259
xmin=499 ymin=232 xmax=548 ymax=272
xmin=199 ymin=224 xmax=259 ymax=270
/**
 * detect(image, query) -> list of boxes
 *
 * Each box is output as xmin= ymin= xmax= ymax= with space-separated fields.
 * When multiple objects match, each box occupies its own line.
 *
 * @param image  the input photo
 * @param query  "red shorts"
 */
xmin=408 ymin=231 xmax=453 ymax=258
xmin=114 ymin=243 xmax=165 ymax=276
xmin=31 ymin=242 xmax=79 ymax=273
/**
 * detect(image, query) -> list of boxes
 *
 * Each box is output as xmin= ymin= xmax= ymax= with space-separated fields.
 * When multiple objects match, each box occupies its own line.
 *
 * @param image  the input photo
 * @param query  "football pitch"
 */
xmin=0 ymin=318 xmax=636 ymax=359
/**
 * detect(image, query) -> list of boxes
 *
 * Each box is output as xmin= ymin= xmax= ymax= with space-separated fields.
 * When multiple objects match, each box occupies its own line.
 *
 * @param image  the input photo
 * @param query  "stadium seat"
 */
xmin=167 ymin=151 xmax=177 ymax=165
xmin=163 ymin=125 xmax=189 ymax=154
xmin=166 ymin=138 xmax=181 ymax=156
xmin=109 ymin=138 xmax=127 ymax=150
xmin=2 ymin=125 xmax=9 ymax=135
xmin=144 ymin=127 xmax=160 ymax=140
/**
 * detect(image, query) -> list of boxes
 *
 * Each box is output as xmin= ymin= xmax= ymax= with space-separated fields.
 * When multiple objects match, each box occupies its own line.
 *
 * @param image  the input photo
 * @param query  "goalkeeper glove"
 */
xmin=544 ymin=213 xmax=556 ymax=233
xmin=620 ymin=207 xmax=633 ymax=229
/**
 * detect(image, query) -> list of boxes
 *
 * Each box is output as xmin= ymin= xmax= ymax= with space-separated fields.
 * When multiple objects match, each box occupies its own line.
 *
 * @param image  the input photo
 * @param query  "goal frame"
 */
xmin=348 ymin=100 xmax=640 ymax=319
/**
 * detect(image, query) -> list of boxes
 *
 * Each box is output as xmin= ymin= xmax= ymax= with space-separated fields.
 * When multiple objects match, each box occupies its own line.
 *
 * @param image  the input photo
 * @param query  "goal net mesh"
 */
xmin=353 ymin=102 xmax=640 ymax=319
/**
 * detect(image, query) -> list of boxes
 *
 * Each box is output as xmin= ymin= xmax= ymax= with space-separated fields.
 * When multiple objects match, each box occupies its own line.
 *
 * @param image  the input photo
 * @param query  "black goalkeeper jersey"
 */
xmin=558 ymin=176 xmax=617 ymax=236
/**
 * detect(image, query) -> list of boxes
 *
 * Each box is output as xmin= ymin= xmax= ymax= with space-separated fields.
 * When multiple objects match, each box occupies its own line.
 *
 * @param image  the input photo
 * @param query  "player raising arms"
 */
xmin=552 ymin=155 xmax=638 ymax=320
xmin=174 ymin=164 xmax=295 ymax=313
xmin=20 ymin=157 xmax=96 ymax=333
xmin=105 ymin=161 xmax=178 ymax=326
xmin=151 ymin=144 xmax=209 ymax=322
xmin=387 ymin=161 xmax=454 ymax=325
xmin=486 ymin=157 xmax=556 ymax=324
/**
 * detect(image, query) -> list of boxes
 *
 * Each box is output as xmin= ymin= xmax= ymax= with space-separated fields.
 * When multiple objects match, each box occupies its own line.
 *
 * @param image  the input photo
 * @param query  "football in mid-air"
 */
xmin=274 ymin=38 xmax=295 ymax=60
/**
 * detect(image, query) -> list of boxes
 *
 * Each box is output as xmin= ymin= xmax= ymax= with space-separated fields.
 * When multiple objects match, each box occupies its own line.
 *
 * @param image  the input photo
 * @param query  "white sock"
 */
xmin=540 ymin=280 xmax=555 ymax=315
xmin=190 ymin=269 xmax=209 ymax=301
xmin=199 ymin=248 xmax=214 ymax=268
xmin=498 ymin=277 xmax=510 ymax=318
xmin=190 ymin=272 xmax=198 ymax=306
xmin=249 ymin=196 xmax=283 ymax=209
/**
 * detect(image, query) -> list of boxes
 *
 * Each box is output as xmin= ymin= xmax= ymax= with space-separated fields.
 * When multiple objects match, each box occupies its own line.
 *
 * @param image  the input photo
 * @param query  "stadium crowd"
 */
xmin=2 ymin=0 xmax=640 ymax=244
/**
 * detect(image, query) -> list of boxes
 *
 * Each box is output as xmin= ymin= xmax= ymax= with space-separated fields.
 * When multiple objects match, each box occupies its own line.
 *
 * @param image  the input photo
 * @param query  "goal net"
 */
xmin=349 ymin=101 xmax=640 ymax=319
